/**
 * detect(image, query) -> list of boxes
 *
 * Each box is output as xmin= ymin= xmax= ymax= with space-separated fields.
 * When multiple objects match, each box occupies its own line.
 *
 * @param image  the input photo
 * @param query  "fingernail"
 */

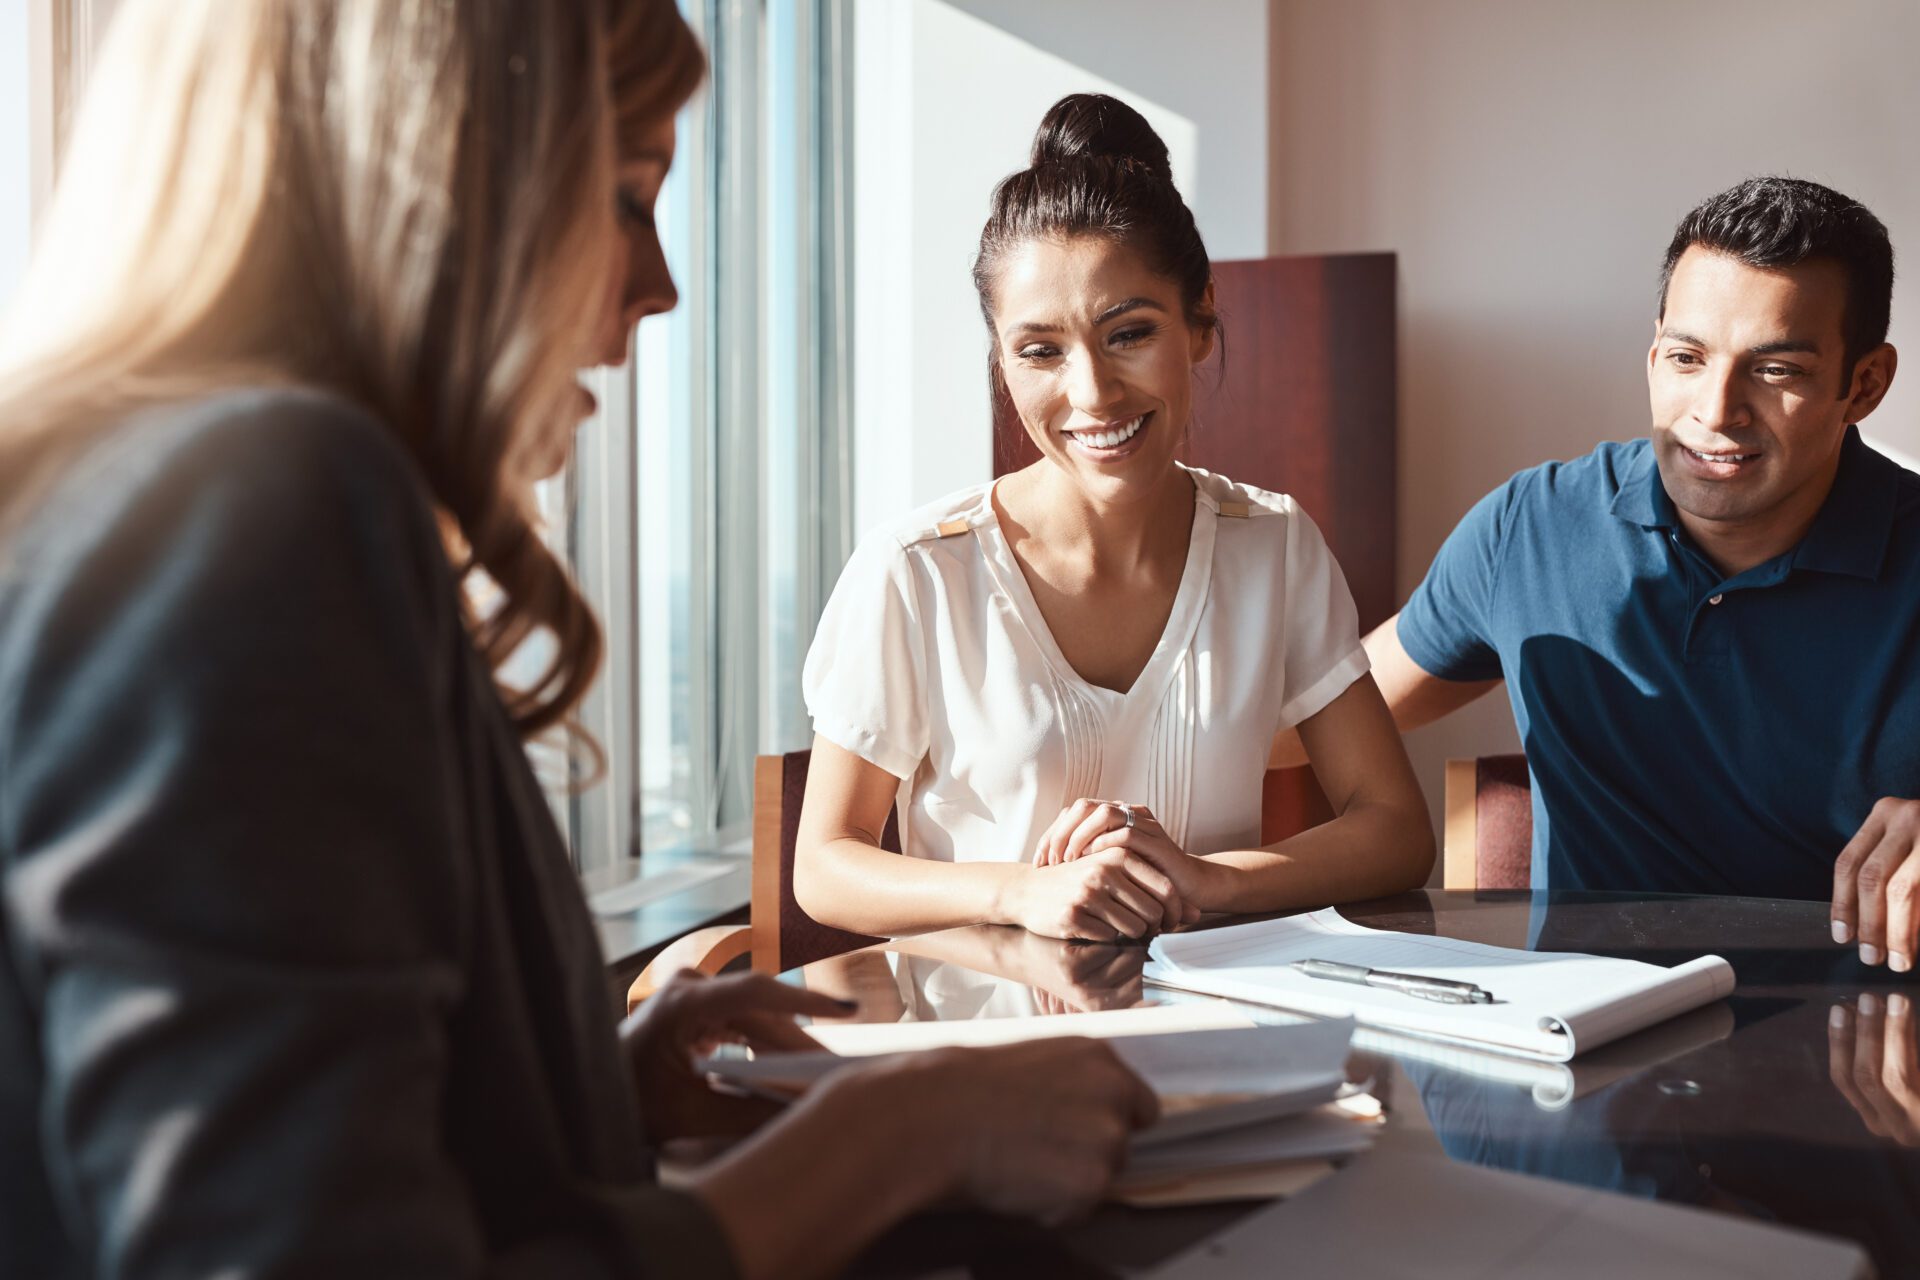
xmin=1862 ymin=993 xmax=1880 ymax=1016
xmin=1834 ymin=920 xmax=1853 ymax=945
xmin=1861 ymin=943 xmax=1885 ymax=966
xmin=1832 ymin=1005 xmax=1850 ymax=1029
xmin=1893 ymin=994 xmax=1911 ymax=1018
xmin=1895 ymin=953 xmax=1913 ymax=975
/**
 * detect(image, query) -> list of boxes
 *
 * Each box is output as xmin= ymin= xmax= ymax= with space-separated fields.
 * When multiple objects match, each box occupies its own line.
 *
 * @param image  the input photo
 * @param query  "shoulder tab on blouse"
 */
xmin=1186 ymin=466 xmax=1293 ymax=519
xmin=903 ymin=516 xmax=974 ymax=545
xmin=881 ymin=480 xmax=994 ymax=548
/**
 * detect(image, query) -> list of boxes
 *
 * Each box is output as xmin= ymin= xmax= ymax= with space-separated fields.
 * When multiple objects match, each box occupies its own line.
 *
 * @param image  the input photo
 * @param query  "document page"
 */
xmin=700 ymin=1016 xmax=1358 ymax=1148
xmin=1146 ymin=909 xmax=1733 ymax=1061
xmin=1149 ymin=1149 xmax=1871 ymax=1279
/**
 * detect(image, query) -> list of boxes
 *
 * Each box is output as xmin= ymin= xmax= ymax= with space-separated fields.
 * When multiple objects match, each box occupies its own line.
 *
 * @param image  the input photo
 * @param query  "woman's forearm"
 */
xmin=1199 ymin=796 xmax=1435 ymax=913
xmin=689 ymin=1068 xmax=951 ymax=1280
xmin=794 ymin=837 xmax=1032 ymax=936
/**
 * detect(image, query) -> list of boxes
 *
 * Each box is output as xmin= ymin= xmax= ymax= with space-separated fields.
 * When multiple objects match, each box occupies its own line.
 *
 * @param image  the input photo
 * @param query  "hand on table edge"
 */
xmin=1832 ymin=797 xmax=1920 ymax=972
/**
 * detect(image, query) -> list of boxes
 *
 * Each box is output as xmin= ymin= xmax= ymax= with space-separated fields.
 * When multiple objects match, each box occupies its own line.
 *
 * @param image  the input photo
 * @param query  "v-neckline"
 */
xmin=978 ymin=466 xmax=1218 ymax=712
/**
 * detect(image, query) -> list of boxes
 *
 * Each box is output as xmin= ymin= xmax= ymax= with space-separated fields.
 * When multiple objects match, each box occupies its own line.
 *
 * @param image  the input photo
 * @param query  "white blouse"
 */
xmin=802 ymin=464 xmax=1368 ymax=866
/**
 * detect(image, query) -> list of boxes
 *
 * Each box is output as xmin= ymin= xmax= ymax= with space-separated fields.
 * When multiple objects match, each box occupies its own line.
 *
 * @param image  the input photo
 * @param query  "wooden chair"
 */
xmin=1442 ymin=753 xmax=1533 ymax=890
xmin=626 ymin=750 xmax=894 ymax=1011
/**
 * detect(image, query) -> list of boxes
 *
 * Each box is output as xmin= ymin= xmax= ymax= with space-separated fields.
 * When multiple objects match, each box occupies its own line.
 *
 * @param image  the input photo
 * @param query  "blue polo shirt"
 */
xmin=1399 ymin=426 xmax=1920 ymax=898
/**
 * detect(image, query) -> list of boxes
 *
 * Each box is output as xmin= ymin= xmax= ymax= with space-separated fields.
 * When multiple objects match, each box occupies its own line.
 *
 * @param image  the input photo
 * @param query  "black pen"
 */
xmin=1292 ymin=958 xmax=1493 ymax=1004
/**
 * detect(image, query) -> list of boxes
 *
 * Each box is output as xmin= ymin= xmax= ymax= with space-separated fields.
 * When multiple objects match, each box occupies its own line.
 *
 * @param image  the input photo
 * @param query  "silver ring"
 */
xmin=1119 ymin=802 xmax=1136 ymax=830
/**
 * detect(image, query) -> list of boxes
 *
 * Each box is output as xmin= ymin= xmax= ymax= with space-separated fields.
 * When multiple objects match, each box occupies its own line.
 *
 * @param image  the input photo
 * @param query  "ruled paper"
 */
xmin=1145 ymin=909 xmax=1733 ymax=1061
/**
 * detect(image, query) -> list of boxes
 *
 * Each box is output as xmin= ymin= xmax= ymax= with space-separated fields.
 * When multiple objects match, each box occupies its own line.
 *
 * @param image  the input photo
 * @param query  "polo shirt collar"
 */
xmin=1794 ymin=426 xmax=1901 ymax=579
xmin=1608 ymin=443 xmax=1671 ymax=529
xmin=1609 ymin=426 xmax=1899 ymax=580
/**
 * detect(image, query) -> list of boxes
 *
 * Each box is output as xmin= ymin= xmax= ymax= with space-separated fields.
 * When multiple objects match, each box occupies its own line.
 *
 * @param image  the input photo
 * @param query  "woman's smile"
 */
xmin=1061 ymin=411 xmax=1152 ymax=461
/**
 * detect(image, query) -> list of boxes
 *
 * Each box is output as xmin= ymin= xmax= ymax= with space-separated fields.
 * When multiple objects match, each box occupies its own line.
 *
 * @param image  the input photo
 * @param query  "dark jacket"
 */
xmin=0 ymin=389 xmax=736 ymax=1279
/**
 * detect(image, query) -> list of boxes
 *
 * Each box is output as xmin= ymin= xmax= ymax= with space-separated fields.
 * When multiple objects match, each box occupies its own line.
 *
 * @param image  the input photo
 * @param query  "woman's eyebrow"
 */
xmin=1094 ymin=297 xmax=1165 ymax=325
xmin=1009 ymin=298 xmax=1168 ymax=340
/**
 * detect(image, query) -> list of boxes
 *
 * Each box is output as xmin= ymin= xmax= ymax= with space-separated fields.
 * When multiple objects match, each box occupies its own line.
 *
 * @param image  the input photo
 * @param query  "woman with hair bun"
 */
xmin=798 ymin=93 xmax=1433 ymax=945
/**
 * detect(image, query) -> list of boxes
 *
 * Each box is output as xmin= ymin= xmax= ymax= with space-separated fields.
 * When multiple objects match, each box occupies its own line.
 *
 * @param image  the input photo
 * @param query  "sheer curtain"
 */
xmin=552 ymin=0 xmax=857 ymax=885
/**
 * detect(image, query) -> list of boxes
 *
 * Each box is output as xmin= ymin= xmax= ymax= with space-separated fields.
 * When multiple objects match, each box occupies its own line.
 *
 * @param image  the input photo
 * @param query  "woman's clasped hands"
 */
xmin=1010 ymin=798 xmax=1224 ymax=941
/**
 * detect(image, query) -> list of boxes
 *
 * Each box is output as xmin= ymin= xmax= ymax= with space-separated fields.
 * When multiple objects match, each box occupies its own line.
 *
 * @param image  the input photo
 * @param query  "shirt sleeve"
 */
xmin=1396 ymin=474 xmax=1523 ymax=683
xmin=0 ymin=395 xmax=734 ymax=1280
xmin=802 ymin=531 xmax=931 ymax=780
xmin=1276 ymin=506 xmax=1372 ymax=728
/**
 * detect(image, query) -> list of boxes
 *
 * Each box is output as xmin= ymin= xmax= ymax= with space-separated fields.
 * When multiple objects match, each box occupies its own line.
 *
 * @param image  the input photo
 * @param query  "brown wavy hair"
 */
xmin=0 ymin=0 xmax=705 ymax=738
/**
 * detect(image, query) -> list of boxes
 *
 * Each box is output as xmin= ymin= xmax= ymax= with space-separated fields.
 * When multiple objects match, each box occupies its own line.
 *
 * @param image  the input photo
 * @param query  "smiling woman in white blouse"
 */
xmin=794 ymin=94 xmax=1434 ymax=943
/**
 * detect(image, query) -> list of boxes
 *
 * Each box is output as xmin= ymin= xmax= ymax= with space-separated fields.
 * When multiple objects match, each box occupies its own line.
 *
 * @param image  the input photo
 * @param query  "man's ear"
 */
xmin=1646 ymin=316 xmax=1662 ymax=378
xmin=1844 ymin=343 xmax=1898 ymax=424
xmin=1190 ymin=280 xmax=1219 ymax=365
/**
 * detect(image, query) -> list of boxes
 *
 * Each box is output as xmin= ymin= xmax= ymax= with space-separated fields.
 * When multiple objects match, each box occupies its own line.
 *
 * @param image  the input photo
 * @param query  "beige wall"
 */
xmin=852 ymin=0 xmax=1270 ymax=537
xmin=1268 ymin=0 xmax=1920 ymax=835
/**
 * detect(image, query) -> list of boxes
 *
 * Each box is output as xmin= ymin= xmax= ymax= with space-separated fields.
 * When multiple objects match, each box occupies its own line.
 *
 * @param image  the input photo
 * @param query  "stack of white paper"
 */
xmin=699 ymin=1011 xmax=1364 ymax=1151
xmin=1146 ymin=909 xmax=1735 ymax=1062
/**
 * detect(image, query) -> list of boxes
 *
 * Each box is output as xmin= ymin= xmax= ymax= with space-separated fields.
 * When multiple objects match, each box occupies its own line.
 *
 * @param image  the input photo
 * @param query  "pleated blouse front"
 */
xmin=803 ymin=464 xmax=1368 ymax=867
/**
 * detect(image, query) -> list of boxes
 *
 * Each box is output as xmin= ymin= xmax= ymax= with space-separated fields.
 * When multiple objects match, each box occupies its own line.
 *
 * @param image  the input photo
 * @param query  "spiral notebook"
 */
xmin=1144 ymin=908 xmax=1735 ymax=1062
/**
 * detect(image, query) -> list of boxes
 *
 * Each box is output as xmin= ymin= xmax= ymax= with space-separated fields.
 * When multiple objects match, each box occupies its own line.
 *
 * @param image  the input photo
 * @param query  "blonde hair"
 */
xmin=0 ymin=0 xmax=704 ymax=738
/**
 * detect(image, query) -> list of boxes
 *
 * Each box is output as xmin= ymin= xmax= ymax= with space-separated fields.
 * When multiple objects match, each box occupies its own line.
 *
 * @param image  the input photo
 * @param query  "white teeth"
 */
xmin=1067 ymin=415 xmax=1145 ymax=449
xmin=1687 ymin=448 xmax=1757 ymax=463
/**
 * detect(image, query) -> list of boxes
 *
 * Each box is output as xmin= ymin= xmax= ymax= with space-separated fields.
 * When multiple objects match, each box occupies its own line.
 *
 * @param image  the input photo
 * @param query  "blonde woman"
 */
xmin=0 ymin=4 xmax=1156 ymax=1277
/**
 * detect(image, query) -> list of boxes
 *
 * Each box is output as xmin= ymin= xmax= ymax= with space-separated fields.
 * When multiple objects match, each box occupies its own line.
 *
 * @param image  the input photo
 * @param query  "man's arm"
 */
xmin=1269 ymin=612 xmax=1502 ymax=770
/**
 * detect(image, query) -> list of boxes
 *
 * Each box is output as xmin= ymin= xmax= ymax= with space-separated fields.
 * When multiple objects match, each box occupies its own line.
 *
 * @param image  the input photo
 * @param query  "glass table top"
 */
xmin=786 ymin=890 xmax=1919 ymax=1277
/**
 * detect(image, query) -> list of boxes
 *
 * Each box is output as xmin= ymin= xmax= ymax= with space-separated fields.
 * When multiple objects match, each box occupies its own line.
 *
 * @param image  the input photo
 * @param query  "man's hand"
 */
xmin=619 ymin=970 xmax=855 ymax=1142
xmin=1829 ymin=993 xmax=1920 ymax=1145
xmin=1832 ymin=797 xmax=1920 ymax=971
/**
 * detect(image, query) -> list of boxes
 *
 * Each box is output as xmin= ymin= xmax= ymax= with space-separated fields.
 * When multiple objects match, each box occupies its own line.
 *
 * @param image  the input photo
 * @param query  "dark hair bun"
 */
xmin=1029 ymin=93 xmax=1171 ymax=182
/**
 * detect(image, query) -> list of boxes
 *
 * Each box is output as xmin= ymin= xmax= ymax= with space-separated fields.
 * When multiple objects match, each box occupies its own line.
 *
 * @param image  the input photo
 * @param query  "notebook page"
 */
xmin=1146 ymin=909 xmax=1733 ymax=1061
xmin=1534 ymin=954 xmax=1735 ymax=1047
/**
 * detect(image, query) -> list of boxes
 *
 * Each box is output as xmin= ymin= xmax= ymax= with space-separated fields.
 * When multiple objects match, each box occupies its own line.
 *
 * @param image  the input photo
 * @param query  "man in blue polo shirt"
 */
xmin=1362 ymin=178 xmax=1920 ymax=971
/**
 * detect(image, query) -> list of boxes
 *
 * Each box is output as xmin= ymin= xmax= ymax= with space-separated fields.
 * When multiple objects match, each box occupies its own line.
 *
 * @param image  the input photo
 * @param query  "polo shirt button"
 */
xmin=1708 ymin=594 xmax=1724 ymax=605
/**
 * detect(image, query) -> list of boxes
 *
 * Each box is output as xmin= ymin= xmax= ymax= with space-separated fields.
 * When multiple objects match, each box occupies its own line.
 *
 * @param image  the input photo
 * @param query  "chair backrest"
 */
xmin=751 ymin=750 xmax=895 ymax=972
xmin=1442 ymin=753 xmax=1533 ymax=890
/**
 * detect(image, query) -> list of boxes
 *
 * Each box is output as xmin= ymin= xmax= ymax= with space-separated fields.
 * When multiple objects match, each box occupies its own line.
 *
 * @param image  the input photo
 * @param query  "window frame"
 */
xmin=558 ymin=0 xmax=858 ymax=894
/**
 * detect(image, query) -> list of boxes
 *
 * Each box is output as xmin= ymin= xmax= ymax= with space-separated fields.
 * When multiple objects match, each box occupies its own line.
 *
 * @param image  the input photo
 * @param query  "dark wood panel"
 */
xmin=993 ymin=253 xmax=1398 ymax=842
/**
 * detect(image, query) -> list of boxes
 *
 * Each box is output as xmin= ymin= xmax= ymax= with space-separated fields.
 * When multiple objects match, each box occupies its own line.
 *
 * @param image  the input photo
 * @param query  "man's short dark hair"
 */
xmin=1658 ymin=176 xmax=1895 ymax=384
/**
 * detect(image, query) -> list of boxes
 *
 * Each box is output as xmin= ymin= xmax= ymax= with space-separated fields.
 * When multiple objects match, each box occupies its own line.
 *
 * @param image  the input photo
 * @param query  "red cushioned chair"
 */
xmin=1442 ymin=753 xmax=1533 ymax=890
xmin=627 ymin=750 xmax=893 ymax=1011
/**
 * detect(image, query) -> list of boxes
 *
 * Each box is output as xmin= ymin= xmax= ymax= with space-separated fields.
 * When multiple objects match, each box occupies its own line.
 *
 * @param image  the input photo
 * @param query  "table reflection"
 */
xmin=796 ymin=891 xmax=1920 ymax=1276
xmin=802 ymin=925 xmax=1150 ymax=1024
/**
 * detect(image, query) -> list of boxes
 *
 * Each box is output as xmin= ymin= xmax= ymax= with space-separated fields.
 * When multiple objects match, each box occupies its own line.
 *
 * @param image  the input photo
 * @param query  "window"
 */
xmin=551 ymin=0 xmax=857 ymax=890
